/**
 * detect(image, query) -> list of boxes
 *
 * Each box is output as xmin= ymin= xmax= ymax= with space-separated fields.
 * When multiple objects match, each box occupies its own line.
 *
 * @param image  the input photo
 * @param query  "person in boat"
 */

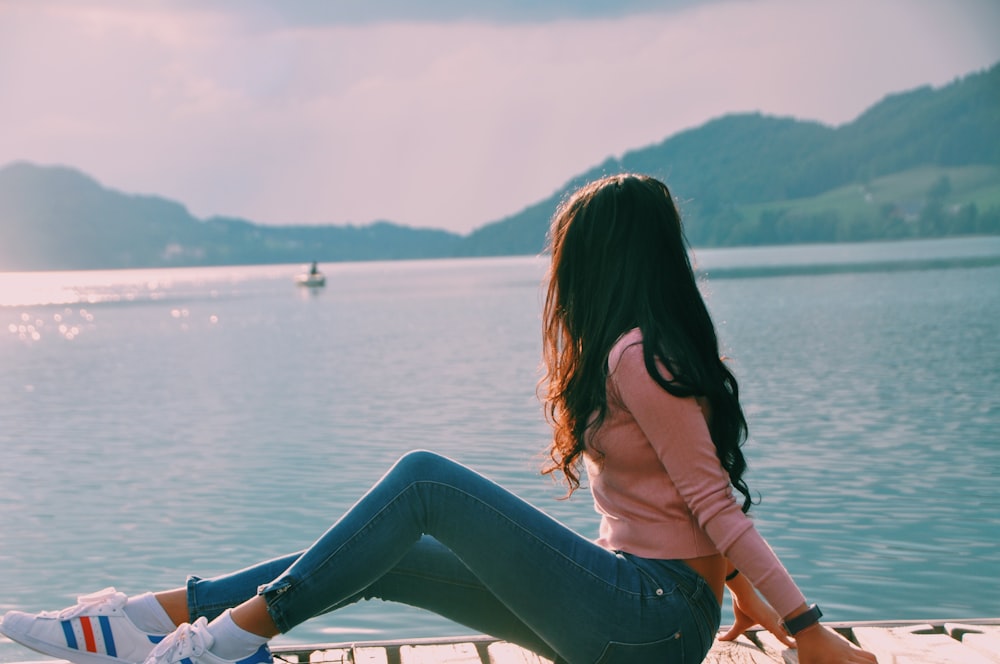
xmin=0 ymin=175 xmax=877 ymax=664
xmin=308 ymin=261 xmax=319 ymax=276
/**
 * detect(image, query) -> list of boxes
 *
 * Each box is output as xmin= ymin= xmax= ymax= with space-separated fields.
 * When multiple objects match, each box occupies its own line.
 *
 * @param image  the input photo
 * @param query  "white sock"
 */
xmin=123 ymin=593 xmax=176 ymax=634
xmin=206 ymin=610 xmax=270 ymax=661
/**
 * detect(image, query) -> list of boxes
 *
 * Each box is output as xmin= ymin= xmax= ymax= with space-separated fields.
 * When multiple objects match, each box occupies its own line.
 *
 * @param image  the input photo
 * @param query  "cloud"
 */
xmin=1 ymin=0 xmax=998 ymax=234
xmin=165 ymin=0 xmax=726 ymax=25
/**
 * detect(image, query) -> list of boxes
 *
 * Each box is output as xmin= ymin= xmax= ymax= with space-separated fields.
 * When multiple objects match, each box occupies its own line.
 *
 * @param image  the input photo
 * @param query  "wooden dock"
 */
xmin=6 ymin=620 xmax=998 ymax=664
xmin=268 ymin=620 xmax=1000 ymax=664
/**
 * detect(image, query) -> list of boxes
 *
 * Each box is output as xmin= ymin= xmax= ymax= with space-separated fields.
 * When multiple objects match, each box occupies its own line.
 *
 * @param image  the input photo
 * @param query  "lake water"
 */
xmin=1 ymin=237 xmax=998 ymax=660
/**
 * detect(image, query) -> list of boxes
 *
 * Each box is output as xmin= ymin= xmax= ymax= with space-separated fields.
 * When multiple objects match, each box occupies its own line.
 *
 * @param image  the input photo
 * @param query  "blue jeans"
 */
xmin=185 ymin=451 xmax=720 ymax=664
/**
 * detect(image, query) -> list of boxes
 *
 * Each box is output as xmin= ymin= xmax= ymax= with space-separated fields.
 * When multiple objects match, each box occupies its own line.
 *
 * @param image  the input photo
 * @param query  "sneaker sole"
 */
xmin=0 ymin=619 xmax=150 ymax=664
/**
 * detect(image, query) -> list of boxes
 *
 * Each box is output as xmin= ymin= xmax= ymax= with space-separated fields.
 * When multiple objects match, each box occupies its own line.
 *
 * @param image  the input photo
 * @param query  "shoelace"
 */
xmin=40 ymin=587 xmax=127 ymax=620
xmin=145 ymin=617 xmax=213 ymax=664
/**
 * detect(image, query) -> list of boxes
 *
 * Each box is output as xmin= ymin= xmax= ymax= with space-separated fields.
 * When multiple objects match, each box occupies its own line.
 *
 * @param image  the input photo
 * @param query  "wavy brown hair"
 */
xmin=541 ymin=174 xmax=753 ymax=511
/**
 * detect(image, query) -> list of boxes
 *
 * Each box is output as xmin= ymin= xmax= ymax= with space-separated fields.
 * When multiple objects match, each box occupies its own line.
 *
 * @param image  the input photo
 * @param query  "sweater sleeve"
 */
xmin=611 ymin=342 xmax=807 ymax=616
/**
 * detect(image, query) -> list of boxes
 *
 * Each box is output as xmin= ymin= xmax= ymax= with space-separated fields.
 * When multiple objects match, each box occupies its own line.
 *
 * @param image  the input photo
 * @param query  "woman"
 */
xmin=0 ymin=175 xmax=876 ymax=664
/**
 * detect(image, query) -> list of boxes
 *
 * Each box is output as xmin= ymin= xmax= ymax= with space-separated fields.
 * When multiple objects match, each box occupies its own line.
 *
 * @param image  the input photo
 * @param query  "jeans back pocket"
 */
xmin=595 ymin=631 xmax=683 ymax=664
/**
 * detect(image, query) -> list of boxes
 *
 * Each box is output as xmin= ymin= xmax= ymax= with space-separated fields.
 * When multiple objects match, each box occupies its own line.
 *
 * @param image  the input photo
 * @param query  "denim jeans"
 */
xmin=185 ymin=451 xmax=720 ymax=664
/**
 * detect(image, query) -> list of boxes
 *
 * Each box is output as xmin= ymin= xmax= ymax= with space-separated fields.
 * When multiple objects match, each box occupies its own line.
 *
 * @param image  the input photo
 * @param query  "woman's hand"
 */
xmin=719 ymin=571 xmax=794 ymax=646
xmin=794 ymin=624 xmax=878 ymax=663
xmin=718 ymin=595 xmax=793 ymax=646
xmin=718 ymin=562 xmax=877 ymax=662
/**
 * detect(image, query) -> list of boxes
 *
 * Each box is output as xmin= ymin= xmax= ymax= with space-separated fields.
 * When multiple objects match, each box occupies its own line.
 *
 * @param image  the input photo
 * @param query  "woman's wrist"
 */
xmin=791 ymin=621 xmax=824 ymax=638
xmin=781 ymin=603 xmax=823 ymax=636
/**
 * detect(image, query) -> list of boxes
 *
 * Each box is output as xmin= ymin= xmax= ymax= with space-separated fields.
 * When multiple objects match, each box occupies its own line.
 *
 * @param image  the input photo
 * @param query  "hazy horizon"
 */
xmin=2 ymin=0 xmax=998 ymax=233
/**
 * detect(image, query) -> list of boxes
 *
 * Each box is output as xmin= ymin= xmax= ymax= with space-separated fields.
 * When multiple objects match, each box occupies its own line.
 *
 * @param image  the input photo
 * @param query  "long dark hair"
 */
xmin=541 ymin=174 xmax=753 ymax=512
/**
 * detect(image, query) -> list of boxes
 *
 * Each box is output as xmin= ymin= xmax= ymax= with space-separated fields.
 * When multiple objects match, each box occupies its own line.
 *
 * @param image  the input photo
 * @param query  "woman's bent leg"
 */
xmin=359 ymin=536 xmax=557 ymax=658
xmin=186 ymin=539 xmax=556 ymax=658
xmin=258 ymin=451 xmax=714 ymax=663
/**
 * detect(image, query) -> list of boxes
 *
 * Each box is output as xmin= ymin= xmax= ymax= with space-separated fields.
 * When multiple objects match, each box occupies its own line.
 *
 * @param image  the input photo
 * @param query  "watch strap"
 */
xmin=782 ymin=604 xmax=823 ymax=636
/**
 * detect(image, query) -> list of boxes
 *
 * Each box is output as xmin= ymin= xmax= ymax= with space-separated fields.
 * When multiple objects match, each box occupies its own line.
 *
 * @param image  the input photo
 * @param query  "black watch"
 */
xmin=782 ymin=604 xmax=823 ymax=636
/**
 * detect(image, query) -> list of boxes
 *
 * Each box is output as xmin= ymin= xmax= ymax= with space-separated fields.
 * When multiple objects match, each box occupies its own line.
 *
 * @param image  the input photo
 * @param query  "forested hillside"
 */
xmin=459 ymin=62 xmax=1000 ymax=255
xmin=1 ymin=62 xmax=997 ymax=270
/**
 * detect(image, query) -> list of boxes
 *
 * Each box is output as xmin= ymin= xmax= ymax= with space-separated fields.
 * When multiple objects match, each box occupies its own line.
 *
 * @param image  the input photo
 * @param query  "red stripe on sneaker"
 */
xmin=80 ymin=616 xmax=97 ymax=653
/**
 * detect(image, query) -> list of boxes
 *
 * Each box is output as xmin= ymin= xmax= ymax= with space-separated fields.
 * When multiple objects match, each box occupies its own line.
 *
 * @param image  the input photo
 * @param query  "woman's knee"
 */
xmin=392 ymin=450 xmax=453 ymax=478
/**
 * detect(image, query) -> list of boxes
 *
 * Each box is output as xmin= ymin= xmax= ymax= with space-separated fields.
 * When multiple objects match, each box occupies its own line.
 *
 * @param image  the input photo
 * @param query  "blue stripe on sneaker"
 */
xmin=98 ymin=616 xmax=116 ymax=657
xmin=61 ymin=620 xmax=78 ymax=650
xmin=148 ymin=634 xmax=166 ymax=644
xmin=236 ymin=645 xmax=272 ymax=664
xmin=181 ymin=658 xmax=194 ymax=664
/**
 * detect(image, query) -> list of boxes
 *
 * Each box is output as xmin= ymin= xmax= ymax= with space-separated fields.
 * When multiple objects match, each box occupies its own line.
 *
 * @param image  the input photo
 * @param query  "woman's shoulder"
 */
xmin=608 ymin=328 xmax=645 ymax=373
xmin=608 ymin=328 xmax=677 ymax=384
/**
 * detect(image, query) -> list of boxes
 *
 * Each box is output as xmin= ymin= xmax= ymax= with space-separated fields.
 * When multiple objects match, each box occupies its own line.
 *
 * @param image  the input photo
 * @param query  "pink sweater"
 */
xmin=584 ymin=328 xmax=806 ymax=616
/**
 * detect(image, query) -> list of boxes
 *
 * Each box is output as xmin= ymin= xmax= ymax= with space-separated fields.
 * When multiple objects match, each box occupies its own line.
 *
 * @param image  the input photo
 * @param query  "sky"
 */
xmin=1 ymin=0 xmax=999 ymax=235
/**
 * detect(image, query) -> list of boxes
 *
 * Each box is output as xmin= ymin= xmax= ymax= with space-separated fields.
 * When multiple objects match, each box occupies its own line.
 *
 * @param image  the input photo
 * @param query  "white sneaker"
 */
xmin=0 ymin=588 xmax=167 ymax=664
xmin=143 ymin=618 xmax=272 ymax=664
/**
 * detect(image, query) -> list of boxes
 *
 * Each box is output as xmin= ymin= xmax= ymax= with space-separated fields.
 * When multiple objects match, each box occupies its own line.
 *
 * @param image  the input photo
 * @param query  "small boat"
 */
xmin=295 ymin=272 xmax=325 ymax=287
xmin=296 ymin=262 xmax=325 ymax=288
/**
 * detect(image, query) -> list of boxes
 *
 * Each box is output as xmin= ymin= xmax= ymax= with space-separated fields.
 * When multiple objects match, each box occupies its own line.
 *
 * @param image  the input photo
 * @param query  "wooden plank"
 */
xmin=703 ymin=635 xmax=782 ymax=663
xmin=854 ymin=624 xmax=997 ymax=664
xmin=486 ymin=641 xmax=553 ymax=663
xmin=946 ymin=624 xmax=1000 ymax=663
xmin=307 ymin=648 xmax=352 ymax=663
xmin=753 ymin=631 xmax=798 ymax=664
xmin=963 ymin=633 xmax=1000 ymax=662
xmin=354 ymin=647 xmax=391 ymax=664
xmin=399 ymin=642 xmax=483 ymax=664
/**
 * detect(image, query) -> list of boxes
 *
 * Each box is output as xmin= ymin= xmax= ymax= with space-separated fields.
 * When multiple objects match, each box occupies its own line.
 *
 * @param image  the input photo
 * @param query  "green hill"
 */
xmin=458 ymin=61 xmax=1000 ymax=255
xmin=1 ymin=61 xmax=998 ymax=270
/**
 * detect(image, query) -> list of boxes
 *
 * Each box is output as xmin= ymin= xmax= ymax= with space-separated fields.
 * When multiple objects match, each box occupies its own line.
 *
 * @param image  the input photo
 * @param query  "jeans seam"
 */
xmin=386 ymin=567 xmax=489 ymax=591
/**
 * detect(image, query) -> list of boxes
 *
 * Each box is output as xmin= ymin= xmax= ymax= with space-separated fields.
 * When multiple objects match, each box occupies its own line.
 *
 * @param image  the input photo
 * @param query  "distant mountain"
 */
xmin=0 ymin=163 xmax=462 ymax=270
xmin=2 ymin=61 xmax=998 ymax=270
xmin=458 ymin=61 xmax=1000 ymax=254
